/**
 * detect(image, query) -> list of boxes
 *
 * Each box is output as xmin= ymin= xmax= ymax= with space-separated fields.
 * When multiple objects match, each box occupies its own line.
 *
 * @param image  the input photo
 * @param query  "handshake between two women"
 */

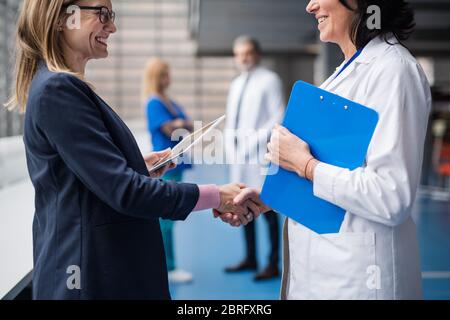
xmin=213 ymin=184 xmax=272 ymax=227
xmin=143 ymin=148 xmax=272 ymax=228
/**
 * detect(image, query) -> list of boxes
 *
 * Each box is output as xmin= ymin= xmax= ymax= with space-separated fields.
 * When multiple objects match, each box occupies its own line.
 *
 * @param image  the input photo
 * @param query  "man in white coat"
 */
xmin=223 ymin=35 xmax=285 ymax=280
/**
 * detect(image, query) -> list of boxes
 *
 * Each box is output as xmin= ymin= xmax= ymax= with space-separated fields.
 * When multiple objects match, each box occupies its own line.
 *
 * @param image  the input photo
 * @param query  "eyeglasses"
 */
xmin=77 ymin=6 xmax=116 ymax=24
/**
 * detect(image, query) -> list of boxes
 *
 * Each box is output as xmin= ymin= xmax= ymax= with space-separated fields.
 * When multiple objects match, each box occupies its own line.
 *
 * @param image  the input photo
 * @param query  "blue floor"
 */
xmin=169 ymin=165 xmax=450 ymax=300
xmin=414 ymin=198 xmax=450 ymax=300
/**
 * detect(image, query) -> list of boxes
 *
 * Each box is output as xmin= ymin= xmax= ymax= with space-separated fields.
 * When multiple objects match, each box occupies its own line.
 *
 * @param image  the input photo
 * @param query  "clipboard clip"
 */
xmin=320 ymin=95 xmax=349 ymax=111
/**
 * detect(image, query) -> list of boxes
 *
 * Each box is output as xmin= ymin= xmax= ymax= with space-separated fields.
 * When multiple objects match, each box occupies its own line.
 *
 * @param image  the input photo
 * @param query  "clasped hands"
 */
xmin=142 ymin=149 xmax=271 ymax=227
xmin=213 ymin=124 xmax=321 ymax=227
xmin=144 ymin=128 xmax=319 ymax=227
xmin=213 ymin=184 xmax=272 ymax=227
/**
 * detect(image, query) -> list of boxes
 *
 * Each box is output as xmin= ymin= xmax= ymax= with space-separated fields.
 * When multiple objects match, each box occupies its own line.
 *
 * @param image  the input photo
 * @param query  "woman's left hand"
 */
xmin=266 ymin=124 xmax=317 ymax=179
xmin=144 ymin=148 xmax=177 ymax=178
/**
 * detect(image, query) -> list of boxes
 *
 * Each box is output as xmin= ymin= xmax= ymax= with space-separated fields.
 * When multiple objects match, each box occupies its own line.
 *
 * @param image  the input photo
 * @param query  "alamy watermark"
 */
xmin=66 ymin=265 xmax=81 ymax=290
xmin=367 ymin=5 xmax=381 ymax=30
xmin=65 ymin=5 xmax=82 ymax=30
xmin=366 ymin=264 xmax=381 ymax=290
xmin=64 ymin=4 xmax=382 ymax=31
xmin=167 ymin=121 xmax=280 ymax=176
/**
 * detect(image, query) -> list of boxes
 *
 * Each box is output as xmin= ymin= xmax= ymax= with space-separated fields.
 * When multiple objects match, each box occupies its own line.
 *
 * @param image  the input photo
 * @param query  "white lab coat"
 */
xmin=225 ymin=66 xmax=285 ymax=188
xmin=281 ymin=35 xmax=432 ymax=300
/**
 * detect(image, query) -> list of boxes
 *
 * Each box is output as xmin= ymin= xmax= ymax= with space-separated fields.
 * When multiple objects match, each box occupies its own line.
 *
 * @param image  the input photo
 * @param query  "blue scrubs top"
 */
xmin=146 ymin=95 xmax=192 ymax=173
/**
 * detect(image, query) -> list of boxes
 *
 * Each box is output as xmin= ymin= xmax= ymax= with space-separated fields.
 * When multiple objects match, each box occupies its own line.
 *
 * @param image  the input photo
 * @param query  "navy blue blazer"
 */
xmin=23 ymin=63 xmax=200 ymax=300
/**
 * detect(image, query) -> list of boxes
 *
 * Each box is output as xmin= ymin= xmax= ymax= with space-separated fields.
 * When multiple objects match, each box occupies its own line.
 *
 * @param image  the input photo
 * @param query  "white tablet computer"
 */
xmin=148 ymin=115 xmax=226 ymax=173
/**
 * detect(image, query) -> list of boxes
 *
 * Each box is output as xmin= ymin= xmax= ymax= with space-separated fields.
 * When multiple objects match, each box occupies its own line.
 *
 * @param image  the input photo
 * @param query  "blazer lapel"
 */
xmin=93 ymin=94 xmax=149 ymax=175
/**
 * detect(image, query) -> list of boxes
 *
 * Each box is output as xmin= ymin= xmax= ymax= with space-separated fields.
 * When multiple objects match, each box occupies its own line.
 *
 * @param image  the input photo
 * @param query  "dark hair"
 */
xmin=339 ymin=0 xmax=415 ymax=49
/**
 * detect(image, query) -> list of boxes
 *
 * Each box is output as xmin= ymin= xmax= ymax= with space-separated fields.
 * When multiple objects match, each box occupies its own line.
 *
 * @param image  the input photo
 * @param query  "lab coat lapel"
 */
xmin=227 ymin=72 xmax=249 ymax=129
xmin=324 ymin=59 xmax=359 ymax=92
xmin=322 ymin=36 xmax=390 ymax=91
xmin=320 ymin=61 xmax=344 ymax=89
xmin=241 ymin=68 xmax=262 ymax=129
xmin=232 ymin=67 xmax=262 ymax=131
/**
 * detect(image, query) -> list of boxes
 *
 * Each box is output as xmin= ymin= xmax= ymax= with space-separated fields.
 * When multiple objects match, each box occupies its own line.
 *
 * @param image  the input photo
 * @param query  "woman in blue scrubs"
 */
xmin=143 ymin=58 xmax=194 ymax=284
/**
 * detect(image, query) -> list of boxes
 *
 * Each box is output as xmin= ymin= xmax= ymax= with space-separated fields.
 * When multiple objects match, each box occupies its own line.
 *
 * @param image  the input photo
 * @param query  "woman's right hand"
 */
xmin=234 ymin=188 xmax=271 ymax=215
xmin=214 ymin=183 xmax=250 ymax=227
xmin=214 ymin=184 xmax=266 ymax=227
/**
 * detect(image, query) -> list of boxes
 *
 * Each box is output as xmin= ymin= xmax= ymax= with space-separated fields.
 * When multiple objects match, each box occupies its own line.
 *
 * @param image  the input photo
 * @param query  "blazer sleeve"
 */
xmin=35 ymin=72 xmax=199 ymax=221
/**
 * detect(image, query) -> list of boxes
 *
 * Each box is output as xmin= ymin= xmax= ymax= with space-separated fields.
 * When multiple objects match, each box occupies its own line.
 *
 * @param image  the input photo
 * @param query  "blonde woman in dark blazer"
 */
xmin=5 ymin=0 xmax=260 ymax=299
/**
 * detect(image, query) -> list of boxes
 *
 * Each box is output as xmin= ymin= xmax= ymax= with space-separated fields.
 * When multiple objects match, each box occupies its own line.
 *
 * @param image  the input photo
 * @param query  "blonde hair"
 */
xmin=142 ymin=58 xmax=170 ymax=103
xmin=4 ymin=0 xmax=79 ymax=112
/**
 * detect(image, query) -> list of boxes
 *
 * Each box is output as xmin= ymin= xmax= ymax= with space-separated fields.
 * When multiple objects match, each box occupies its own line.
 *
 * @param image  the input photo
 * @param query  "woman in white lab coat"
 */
xmin=232 ymin=0 xmax=432 ymax=299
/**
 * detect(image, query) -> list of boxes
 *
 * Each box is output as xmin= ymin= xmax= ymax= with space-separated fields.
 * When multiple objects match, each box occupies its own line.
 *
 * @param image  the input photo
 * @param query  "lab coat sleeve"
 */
xmin=247 ymin=75 xmax=286 ymax=157
xmin=313 ymin=58 xmax=431 ymax=227
xmin=36 ymin=73 xmax=199 ymax=221
xmin=224 ymin=82 xmax=238 ymax=162
xmin=260 ymin=75 xmax=286 ymax=131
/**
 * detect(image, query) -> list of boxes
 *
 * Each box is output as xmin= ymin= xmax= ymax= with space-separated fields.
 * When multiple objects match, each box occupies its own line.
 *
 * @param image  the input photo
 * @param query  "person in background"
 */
xmin=223 ymin=36 xmax=286 ymax=281
xmin=143 ymin=58 xmax=195 ymax=284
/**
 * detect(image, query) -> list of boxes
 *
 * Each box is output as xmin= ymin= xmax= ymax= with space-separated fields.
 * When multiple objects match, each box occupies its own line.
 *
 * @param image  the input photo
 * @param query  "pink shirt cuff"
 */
xmin=193 ymin=184 xmax=221 ymax=212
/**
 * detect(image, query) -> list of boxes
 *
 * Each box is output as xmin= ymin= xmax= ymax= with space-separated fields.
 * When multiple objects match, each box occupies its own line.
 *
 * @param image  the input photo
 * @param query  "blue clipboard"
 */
xmin=260 ymin=81 xmax=379 ymax=234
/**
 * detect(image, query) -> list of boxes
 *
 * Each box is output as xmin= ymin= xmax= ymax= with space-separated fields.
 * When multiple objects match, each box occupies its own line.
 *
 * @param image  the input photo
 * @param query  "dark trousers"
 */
xmin=244 ymin=210 xmax=279 ymax=267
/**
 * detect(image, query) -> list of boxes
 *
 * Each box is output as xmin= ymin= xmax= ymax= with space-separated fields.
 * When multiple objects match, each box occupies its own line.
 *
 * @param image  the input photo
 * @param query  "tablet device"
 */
xmin=148 ymin=115 xmax=226 ymax=173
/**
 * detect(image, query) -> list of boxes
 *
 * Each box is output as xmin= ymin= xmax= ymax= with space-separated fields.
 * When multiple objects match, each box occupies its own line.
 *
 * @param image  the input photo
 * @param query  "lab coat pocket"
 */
xmin=309 ymin=232 xmax=377 ymax=300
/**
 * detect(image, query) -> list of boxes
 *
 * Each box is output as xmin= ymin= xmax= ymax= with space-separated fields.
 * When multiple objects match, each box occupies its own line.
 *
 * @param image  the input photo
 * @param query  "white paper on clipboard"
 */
xmin=148 ymin=115 xmax=226 ymax=173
